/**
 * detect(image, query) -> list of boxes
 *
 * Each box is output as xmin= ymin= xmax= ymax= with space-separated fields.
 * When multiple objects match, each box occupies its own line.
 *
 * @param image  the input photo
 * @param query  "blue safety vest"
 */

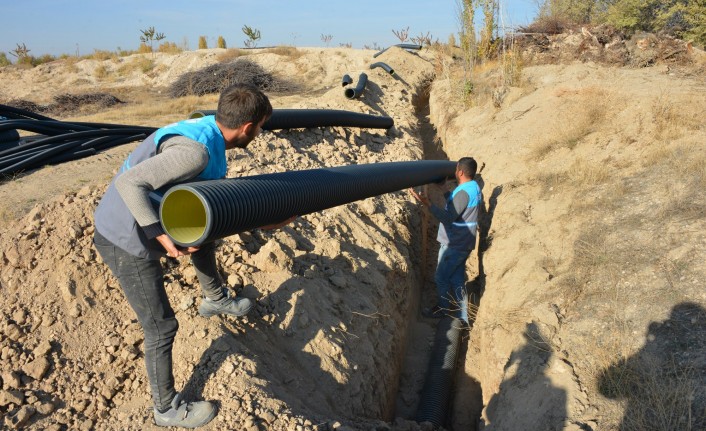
xmin=94 ymin=117 xmax=227 ymax=259
xmin=437 ymin=180 xmax=481 ymax=251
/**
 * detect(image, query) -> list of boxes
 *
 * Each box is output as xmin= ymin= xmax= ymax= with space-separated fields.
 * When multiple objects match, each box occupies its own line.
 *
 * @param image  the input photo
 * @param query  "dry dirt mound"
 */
xmin=0 ymin=47 xmax=443 ymax=430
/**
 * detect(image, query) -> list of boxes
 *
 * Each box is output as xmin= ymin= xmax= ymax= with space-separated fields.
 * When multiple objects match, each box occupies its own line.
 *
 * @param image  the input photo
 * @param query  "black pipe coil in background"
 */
xmin=415 ymin=316 xmax=463 ymax=427
xmin=160 ymin=160 xmax=456 ymax=247
xmin=370 ymin=62 xmax=395 ymax=75
xmin=344 ymin=73 xmax=368 ymax=100
xmin=188 ymin=108 xmax=394 ymax=130
xmin=0 ymin=129 xmax=20 ymax=145
xmin=0 ymin=104 xmax=160 ymax=176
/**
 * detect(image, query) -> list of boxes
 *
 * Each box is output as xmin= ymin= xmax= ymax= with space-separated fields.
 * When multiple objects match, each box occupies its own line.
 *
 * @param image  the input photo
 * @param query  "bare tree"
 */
xmin=392 ymin=26 xmax=410 ymax=43
xmin=321 ymin=34 xmax=333 ymax=47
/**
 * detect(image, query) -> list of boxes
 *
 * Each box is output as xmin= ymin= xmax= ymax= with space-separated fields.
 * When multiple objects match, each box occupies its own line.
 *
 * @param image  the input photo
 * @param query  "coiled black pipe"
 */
xmin=341 ymin=74 xmax=353 ymax=87
xmin=188 ymin=108 xmax=394 ymax=130
xmin=415 ymin=316 xmax=463 ymax=427
xmin=373 ymin=43 xmax=423 ymax=58
xmin=0 ymin=129 xmax=20 ymax=145
xmin=344 ymin=73 xmax=368 ymax=100
xmin=370 ymin=62 xmax=395 ymax=75
xmin=159 ymin=160 xmax=456 ymax=247
xmin=0 ymin=104 xmax=159 ymax=175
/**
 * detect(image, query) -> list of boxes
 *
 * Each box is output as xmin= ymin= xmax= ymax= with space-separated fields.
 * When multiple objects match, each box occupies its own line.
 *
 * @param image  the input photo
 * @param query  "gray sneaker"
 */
xmin=198 ymin=287 xmax=253 ymax=318
xmin=154 ymin=392 xmax=216 ymax=428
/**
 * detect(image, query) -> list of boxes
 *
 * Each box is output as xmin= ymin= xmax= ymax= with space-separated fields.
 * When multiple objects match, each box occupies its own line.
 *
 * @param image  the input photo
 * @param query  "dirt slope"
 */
xmin=431 ymin=46 xmax=706 ymax=429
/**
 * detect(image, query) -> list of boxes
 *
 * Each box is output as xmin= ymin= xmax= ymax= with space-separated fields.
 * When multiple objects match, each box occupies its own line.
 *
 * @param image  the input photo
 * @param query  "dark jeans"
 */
xmin=93 ymin=231 xmax=223 ymax=411
xmin=434 ymin=243 xmax=471 ymax=323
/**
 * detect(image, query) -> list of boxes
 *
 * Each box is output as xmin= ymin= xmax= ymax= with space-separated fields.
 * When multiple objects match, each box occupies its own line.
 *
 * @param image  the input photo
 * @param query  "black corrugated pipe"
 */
xmin=188 ymin=108 xmax=394 ymax=130
xmin=415 ymin=316 xmax=463 ymax=427
xmin=373 ymin=43 xmax=423 ymax=58
xmin=344 ymin=73 xmax=368 ymax=100
xmin=370 ymin=62 xmax=395 ymax=75
xmin=341 ymin=74 xmax=353 ymax=87
xmin=159 ymin=160 xmax=456 ymax=247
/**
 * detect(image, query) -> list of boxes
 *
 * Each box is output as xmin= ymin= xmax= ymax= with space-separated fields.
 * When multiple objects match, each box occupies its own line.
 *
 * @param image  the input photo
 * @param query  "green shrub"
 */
xmin=0 ymin=52 xmax=12 ymax=67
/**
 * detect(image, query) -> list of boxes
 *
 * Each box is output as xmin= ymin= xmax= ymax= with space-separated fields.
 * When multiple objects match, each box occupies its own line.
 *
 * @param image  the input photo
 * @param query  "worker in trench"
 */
xmin=93 ymin=83 xmax=293 ymax=428
xmin=409 ymin=157 xmax=481 ymax=324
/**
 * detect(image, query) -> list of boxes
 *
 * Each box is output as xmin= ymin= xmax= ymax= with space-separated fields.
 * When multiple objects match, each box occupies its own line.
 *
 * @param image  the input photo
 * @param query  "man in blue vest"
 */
xmin=409 ymin=157 xmax=481 ymax=324
xmin=93 ymin=84 xmax=290 ymax=428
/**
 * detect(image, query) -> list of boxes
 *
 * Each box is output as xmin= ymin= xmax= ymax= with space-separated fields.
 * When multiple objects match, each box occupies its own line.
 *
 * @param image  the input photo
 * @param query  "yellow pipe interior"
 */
xmin=161 ymin=189 xmax=208 ymax=244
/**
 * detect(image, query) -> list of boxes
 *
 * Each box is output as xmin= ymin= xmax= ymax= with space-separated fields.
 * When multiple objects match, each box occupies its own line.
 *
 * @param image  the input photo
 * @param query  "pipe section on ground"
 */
xmin=370 ymin=62 xmax=395 ymax=75
xmin=415 ymin=316 xmax=463 ymax=427
xmin=341 ymin=74 xmax=353 ymax=87
xmin=188 ymin=108 xmax=393 ymax=130
xmin=344 ymin=73 xmax=368 ymax=100
xmin=159 ymin=160 xmax=456 ymax=247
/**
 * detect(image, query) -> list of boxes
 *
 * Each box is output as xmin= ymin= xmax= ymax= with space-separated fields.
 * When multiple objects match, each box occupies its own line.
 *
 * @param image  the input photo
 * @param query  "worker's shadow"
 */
xmin=481 ymin=322 xmax=567 ymax=430
xmin=598 ymin=302 xmax=706 ymax=430
xmin=181 ymin=244 xmax=392 ymax=422
xmin=467 ymin=174 xmax=502 ymax=304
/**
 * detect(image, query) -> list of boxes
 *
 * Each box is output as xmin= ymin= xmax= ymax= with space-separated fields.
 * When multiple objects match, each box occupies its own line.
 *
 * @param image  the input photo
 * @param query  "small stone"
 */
xmin=261 ymin=411 xmax=277 ymax=423
xmin=67 ymin=302 xmax=82 ymax=318
xmin=36 ymin=401 xmax=55 ymax=415
xmin=32 ymin=340 xmax=52 ymax=357
xmin=22 ymin=357 xmax=51 ymax=380
xmin=2 ymin=371 xmax=22 ymax=389
xmin=8 ymin=405 xmax=35 ymax=429
xmin=0 ymin=389 xmax=23 ymax=407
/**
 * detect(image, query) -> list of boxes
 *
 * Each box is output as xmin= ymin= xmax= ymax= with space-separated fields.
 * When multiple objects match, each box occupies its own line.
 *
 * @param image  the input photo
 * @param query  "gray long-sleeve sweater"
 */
xmin=114 ymin=136 xmax=208 ymax=237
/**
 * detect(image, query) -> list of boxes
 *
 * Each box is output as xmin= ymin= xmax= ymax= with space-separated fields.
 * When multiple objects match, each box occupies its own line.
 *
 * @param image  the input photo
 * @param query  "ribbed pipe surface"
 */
xmin=188 ymin=108 xmax=393 ymax=130
xmin=159 ymin=160 xmax=455 ymax=247
xmin=415 ymin=316 xmax=462 ymax=426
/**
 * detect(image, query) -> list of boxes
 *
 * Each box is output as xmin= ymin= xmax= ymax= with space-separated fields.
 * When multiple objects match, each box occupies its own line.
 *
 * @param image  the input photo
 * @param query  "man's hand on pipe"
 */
xmin=260 ymin=215 xmax=297 ymax=231
xmin=156 ymin=234 xmax=200 ymax=258
xmin=408 ymin=188 xmax=430 ymax=207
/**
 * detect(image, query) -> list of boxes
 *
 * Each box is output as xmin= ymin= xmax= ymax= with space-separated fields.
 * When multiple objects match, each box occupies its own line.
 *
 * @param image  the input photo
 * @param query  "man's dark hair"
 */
xmin=216 ymin=84 xmax=273 ymax=129
xmin=457 ymin=157 xmax=477 ymax=179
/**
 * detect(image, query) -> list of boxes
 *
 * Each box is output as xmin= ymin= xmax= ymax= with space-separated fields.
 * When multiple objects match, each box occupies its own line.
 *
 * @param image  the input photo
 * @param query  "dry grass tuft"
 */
xmin=567 ymin=158 xmax=611 ymax=188
xmin=265 ymin=46 xmax=304 ymax=59
xmin=117 ymin=57 xmax=155 ymax=75
xmin=531 ymin=87 xmax=609 ymax=159
xmin=216 ymin=48 xmax=247 ymax=63
xmin=651 ymin=93 xmax=704 ymax=140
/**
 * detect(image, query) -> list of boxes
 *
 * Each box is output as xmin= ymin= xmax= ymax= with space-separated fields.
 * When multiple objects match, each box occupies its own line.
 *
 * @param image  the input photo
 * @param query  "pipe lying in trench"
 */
xmin=159 ymin=160 xmax=456 ymax=247
xmin=415 ymin=316 xmax=463 ymax=427
xmin=344 ymin=73 xmax=368 ymax=100
xmin=373 ymin=43 xmax=423 ymax=58
xmin=341 ymin=74 xmax=353 ymax=87
xmin=188 ymin=108 xmax=394 ymax=130
xmin=370 ymin=62 xmax=395 ymax=75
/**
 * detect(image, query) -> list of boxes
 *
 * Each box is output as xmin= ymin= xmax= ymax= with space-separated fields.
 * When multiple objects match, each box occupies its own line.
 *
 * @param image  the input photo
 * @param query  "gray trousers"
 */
xmin=93 ymin=230 xmax=223 ymax=411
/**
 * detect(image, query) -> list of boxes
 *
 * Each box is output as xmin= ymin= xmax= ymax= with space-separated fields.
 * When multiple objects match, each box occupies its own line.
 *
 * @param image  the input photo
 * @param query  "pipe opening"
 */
xmin=160 ymin=189 xmax=209 ymax=245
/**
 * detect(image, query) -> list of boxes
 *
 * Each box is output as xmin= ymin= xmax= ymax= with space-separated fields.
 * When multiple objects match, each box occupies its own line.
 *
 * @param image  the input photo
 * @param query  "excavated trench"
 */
xmin=389 ymin=83 xmax=485 ymax=430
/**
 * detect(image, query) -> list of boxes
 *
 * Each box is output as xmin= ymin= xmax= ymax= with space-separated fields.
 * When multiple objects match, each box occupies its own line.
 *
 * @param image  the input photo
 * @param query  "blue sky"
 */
xmin=1 ymin=0 xmax=539 ymax=57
